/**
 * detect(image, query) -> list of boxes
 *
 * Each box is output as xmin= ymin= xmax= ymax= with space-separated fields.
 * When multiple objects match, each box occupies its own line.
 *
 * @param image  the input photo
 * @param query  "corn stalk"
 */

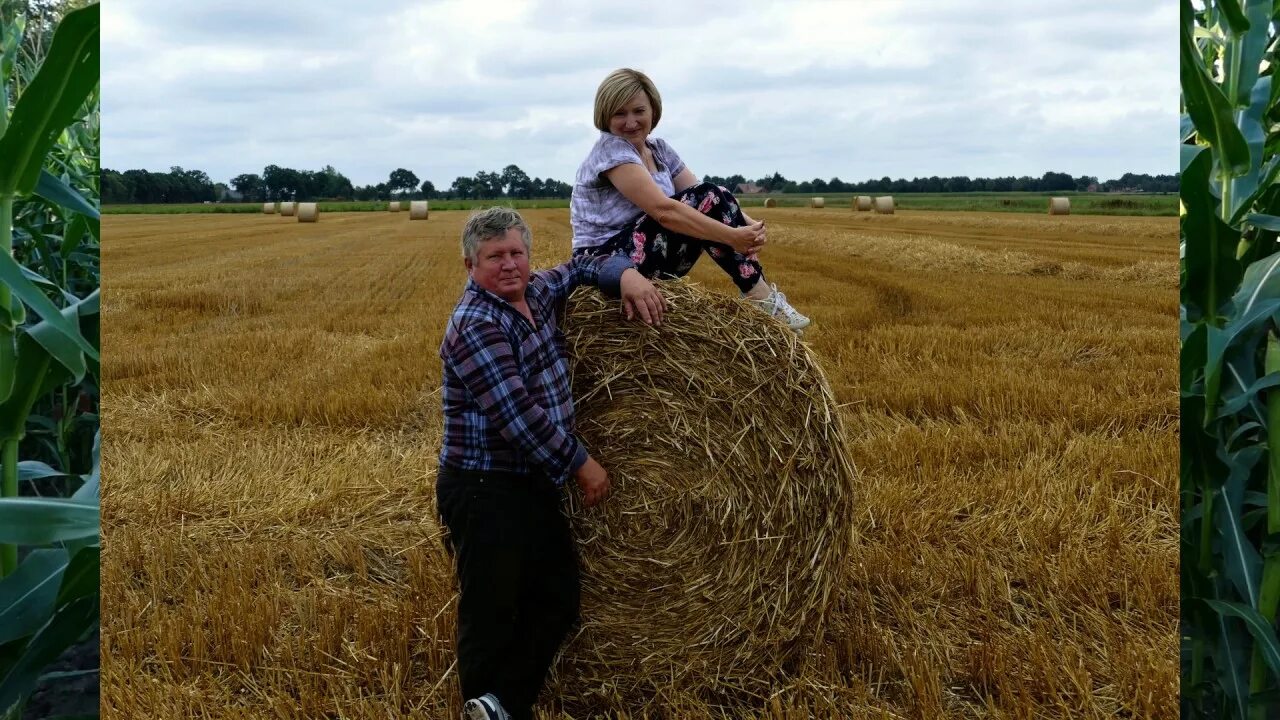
xmin=1182 ymin=0 xmax=1280 ymax=717
xmin=0 ymin=4 xmax=100 ymax=718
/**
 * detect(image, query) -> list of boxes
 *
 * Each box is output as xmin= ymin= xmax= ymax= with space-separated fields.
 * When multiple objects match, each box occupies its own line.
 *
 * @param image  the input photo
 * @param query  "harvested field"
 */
xmin=100 ymin=208 xmax=1178 ymax=718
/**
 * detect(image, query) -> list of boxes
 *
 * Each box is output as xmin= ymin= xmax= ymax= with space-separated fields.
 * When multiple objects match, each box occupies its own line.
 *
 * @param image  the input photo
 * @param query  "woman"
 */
xmin=569 ymin=68 xmax=811 ymax=332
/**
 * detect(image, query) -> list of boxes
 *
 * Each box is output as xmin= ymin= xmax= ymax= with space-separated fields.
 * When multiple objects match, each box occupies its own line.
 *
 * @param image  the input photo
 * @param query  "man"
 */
xmin=437 ymin=207 xmax=665 ymax=720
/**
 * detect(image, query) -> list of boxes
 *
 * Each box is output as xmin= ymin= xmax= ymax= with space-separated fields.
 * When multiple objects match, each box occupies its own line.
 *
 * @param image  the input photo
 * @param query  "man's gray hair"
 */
xmin=461 ymin=207 xmax=532 ymax=262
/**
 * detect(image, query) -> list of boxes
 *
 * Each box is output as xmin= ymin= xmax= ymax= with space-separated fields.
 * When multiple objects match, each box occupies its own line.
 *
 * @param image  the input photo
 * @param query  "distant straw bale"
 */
xmin=296 ymin=203 xmax=318 ymax=222
xmin=553 ymin=279 xmax=857 ymax=714
xmin=279 ymin=202 xmax=296 ymax=217
xmin=764 ymin=198 xmax=777 ymax=208
xmin=409 ymin=201 xmax=429 ymax=220
xmin=810 ymin=197 xmax=825 ymax=208
xmin=262 ymin=202 xmax=275 ymax=214
xmin=389 ymin=201 xmax=401 ymax=212
xmin=1049 ymin=197 xmax=1070 ymax=215
xmin=874 ymin=196 xmax=895 ymax=214
xmin=854 ymin=196 xmax=872 ymax=211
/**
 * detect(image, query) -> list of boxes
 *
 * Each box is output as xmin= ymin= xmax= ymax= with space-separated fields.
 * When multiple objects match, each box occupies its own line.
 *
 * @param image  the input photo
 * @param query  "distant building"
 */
xmin=736 ymin=183 xmax=765 ymax=194
xmin=1085 ymin=183 xmax=1099 ymax=193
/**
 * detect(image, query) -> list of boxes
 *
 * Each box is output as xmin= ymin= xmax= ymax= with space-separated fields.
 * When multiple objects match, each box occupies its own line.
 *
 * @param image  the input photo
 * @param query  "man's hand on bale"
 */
xmin=575 ymin=455 xmax=610 ymax=507
xmin=619 ymin=268 xmax=666 ymax=326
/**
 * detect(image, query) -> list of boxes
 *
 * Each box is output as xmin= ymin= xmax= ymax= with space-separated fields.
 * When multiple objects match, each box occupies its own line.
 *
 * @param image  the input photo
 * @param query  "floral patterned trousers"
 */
xmin=572 ymin=181 xmax=764 ymax=294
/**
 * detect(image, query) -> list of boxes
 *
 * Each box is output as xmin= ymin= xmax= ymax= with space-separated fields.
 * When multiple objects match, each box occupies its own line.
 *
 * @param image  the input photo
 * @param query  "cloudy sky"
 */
xmin=103 ymin=1 xmax=1174 ymax=189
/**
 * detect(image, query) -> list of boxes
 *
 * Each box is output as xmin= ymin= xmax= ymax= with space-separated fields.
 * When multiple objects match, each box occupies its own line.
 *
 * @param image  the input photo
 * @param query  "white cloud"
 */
xmin=102 ymin=0 xmax=1175 ymax=187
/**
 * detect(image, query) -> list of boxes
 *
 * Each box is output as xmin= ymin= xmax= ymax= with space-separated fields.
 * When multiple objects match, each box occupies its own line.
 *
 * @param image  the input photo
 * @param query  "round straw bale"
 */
xmin=854 ymin=195 xmax=872 ymax=211
xmin=389 ymin=201 xmax=401 ymax=212
xmin=809 ymin=197 xmax=825 ymax=208
xmin=873 ymin=196 xmax=895 ymax=214
xmin=296 ymin=202 xmax=318 ymax=222
xmin=262 ymin=202 xmax=276 ymax=214
xmin=409 ymin=200 xmax=429 ymax=220
xmin=551 ymin=279 xmax=857 ymax=714
xmin=763 ymin=198 xmax=777 ymax=208
xmin=1048 ymin=197 xmax=1070 ymax=215
xmin=279 ymin=201 xmax=296 ymax=217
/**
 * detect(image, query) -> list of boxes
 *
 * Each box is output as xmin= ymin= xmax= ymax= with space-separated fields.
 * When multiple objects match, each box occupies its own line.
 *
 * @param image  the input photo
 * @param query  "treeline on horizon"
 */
xmin=101 ymin=164 xmax=1179 ymax=205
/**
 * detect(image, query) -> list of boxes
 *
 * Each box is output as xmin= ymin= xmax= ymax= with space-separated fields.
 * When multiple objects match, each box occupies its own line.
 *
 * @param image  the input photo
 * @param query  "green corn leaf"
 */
xmin=1221 ymin=0 xmax=1268 ymax=106
xmin=33 ymin=170 xmax=98 ymax=222
xmin=1185 ymin=323 xmax=1209 ymax=392
xmin=0 ymin=595 xmax=97 ymax=718
xmin=0 ymin=3 xmax=99 ymax=195
xmin=1182 ymin=0 xmax=1252 ymax=176
xmin=1182 ymin=146 xmax=1243 ymax=322
xmin=53 ymin=546 xmax=97 ymax=606
xmin=1215 ymin=607 xmax=1253 ymax=717
xmin=1228 ymin=76 xmax=1272 ymax=221
xmin=21 ymin=297 xmax=84 ymax=382
xmin=1219 ymin=372 xmax=1280 ymax=418
xmin=0 ymin=498 xmax=98 ymax=544
xmin=0 ymin=549 xmax=67 ymax=646
xmin=70 ymin=430 xmax=98 ymax=504
xmin=1218 ymin=0 xmax=1250 ymax=34
xmin=58 ymin=215 xmax=88 ymax=260
xmin=1219 ymin=449 xmax=1264 ymax=606
xmin=1247 ymin=213 xmax=1280 ymax=231
xmin=1183 ymin=114 xmax=1196 ymax=142
xmin=0 ymin=253 xmax=96 ymax=364
xmin=1208 ymin=599 xmax=1280 ymax=676
xmin=16 ymin=461 xmax=66 ymax=483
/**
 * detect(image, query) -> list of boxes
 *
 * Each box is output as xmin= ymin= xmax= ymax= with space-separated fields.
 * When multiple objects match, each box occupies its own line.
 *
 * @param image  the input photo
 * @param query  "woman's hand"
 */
xmin=619 ymin=268 xmax=666 ymax=325
xmin=727 ymin=221 xmax=767 ymax=256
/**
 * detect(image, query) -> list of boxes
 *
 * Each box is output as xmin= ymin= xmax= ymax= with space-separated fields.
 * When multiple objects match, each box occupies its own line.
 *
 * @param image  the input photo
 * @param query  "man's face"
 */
xmin=466 ymin=228 xmax=530 ymax=302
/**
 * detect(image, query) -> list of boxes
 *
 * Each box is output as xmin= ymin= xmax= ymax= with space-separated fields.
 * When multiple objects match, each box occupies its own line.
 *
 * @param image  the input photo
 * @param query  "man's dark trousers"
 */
xmin=436 ymin=466 xmax=581 ymax=720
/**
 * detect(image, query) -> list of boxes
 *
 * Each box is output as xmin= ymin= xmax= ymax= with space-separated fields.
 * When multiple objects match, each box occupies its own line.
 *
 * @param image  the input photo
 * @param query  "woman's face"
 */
xmin=608 ymin=89 xmax=652 ymax=144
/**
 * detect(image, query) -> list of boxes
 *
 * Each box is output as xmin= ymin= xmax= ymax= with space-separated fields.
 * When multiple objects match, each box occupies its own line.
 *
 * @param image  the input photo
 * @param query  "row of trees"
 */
xmin=101 ymin=164 xmax=1177 ymax=204
xmin=100 ymin=164 xmax=575 ymax=204
xmin=701 ymin=170 xmax=1179 ymax=195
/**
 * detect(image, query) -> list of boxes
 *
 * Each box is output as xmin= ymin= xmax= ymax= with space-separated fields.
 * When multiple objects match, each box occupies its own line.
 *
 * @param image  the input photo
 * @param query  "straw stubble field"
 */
xmin=100 ymin=208 xmax=1177 ymax=718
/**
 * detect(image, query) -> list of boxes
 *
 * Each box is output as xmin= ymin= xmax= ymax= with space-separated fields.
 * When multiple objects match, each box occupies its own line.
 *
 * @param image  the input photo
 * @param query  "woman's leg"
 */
xmin=576 ymin=182 xmax=764 ymax=294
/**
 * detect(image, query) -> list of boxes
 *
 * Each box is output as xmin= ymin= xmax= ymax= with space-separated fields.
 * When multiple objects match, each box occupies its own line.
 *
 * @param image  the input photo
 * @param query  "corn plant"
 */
xmin=0 ymin=3 xmax=100 ymax=719
xmin=1181 ymin=0 xmax=1280 ymax=717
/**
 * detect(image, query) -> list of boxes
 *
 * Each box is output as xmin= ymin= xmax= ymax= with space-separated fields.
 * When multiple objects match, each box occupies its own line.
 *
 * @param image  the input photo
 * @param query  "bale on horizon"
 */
xmin=874 ymin=196 xmax=895 ymax=214
xmin=1049 ymin=197 xmax=1070 ymax=215
xmin=763 ymin=198 xmax=777 ymax=208
xmin=409 ymin=201 xmax=429 ymax=220
xmin=296 ymin=202 xmax=318 ymax=222
xmin=262 ymin=202 xmax=276 ymax=214
xmin=279 ymin=201 xmax=296 ymax=217
xmin=389 ymin=201 xmax=401 ymax=212
xmin=810 ymin=197 xmax=825 ymax=208
xmin=551 ymin=279 xmax=857 ymax=715
xmin=854 ymin=196 xmax=872 ymax=211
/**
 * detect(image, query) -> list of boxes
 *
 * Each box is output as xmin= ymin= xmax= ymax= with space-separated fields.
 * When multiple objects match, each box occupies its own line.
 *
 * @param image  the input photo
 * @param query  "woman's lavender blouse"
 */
xmin=570 ymin=133 xmax=686 ymax=250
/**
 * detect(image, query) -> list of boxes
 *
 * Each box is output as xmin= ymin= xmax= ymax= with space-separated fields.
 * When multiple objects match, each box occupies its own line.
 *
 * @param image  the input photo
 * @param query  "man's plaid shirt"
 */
xmin=439 ymin=253 xmax=632 ymax=485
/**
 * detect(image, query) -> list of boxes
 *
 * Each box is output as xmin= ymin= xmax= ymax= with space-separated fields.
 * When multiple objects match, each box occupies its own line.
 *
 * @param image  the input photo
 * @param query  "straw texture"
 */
xmin=854 ymin=196 xmax=872 ymax=211
xmin=409 ymin=201 xmax=429 ymax=220
xmin=764 ymin=198 xmax=777 ymax=208
xmin=550 ymin=279 xmax=858 ymax=715
xmin=874 ymin=196 xmax=895 ymax=214
xmin=1048 ymin=197 xmax=1070 ymax=215
xmin=389 ymin=201 xmax=401 ymax=212
xmin=809 ymin=197 xmax=825 ymax=208
xmin=296 ymin=202 xmax=318 ymax=222
xmin=279 ymin=201 xmax=296 ymax=217
xmin=262 ymin=202 xmax=275 ymax=214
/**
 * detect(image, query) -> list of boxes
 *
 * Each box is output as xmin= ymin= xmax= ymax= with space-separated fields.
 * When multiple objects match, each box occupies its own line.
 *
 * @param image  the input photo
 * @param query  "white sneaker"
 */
xmin=746 ymin=283 xmax=811 ymax=332
xmin=464 ymin=693 xmax=511 ymax=720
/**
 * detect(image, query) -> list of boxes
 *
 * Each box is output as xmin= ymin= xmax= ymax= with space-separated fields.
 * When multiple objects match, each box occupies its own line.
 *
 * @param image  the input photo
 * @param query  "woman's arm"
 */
xmin=605 ymin=164 xmax=762 ymax=253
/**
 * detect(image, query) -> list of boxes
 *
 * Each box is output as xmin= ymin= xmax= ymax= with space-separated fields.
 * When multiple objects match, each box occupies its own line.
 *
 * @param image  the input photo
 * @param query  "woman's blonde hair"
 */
xmin=593 ymin=68 xmax=662 ymax=133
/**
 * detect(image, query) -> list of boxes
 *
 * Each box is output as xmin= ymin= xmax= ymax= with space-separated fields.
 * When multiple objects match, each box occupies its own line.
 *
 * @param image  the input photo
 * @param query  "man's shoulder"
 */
xmin=442 ymin=290 xmax=505 ymax=353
